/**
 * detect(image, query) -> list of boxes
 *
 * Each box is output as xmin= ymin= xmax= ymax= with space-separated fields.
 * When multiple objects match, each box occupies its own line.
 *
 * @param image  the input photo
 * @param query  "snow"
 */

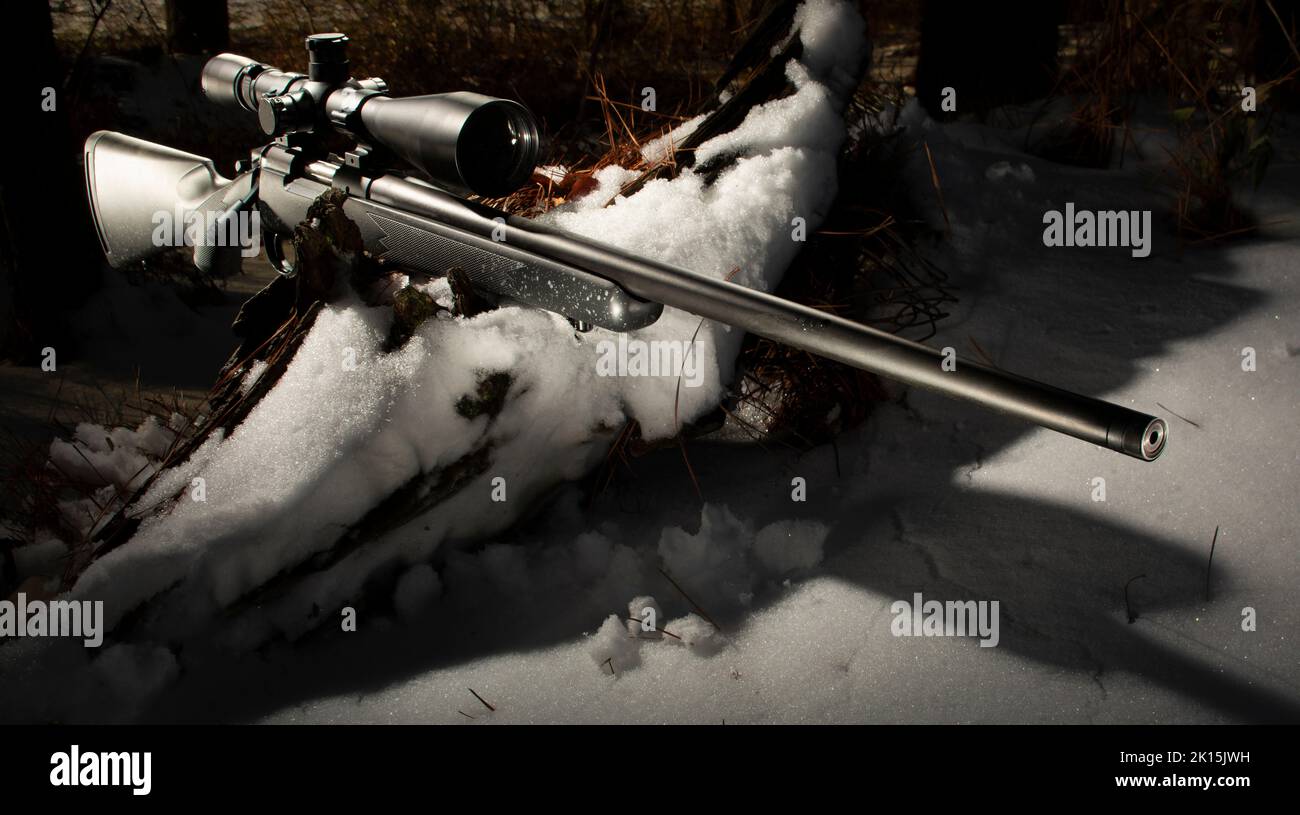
xmin=238 ymin=359 xmax=268 ymax=396
xmin=626 ymin=595 xmax=663 ymax=638
xmin=55 ymin=0 xmax=867 ymax=647
xmin=392 ymin=563 xmax=442 ymax=622
xmin=11 ymin=534 xmax=67 ymax=581
xmin=3 ymin=0 xmax=1297 ymax=724
xmin=92 ymin=643 xmax=179 ymax=703
xmin=984 ymin=160 xmax=1035 ymax=183
xmin=753 ymin=519 xmax=828 ymax=575
xmin=44 ymin=416 xmax=178 ymax=540
xmin=230 ymin=100 xmax=1297 ymax=725
xmin=588 ymin=614 xmax=642 ymax=673
xmin=655 ymin=505 xmax=828 ymax=610
xmin=48 ymin=417 xmax=173 ymax=491
xmin=639 ymin=115 xmax=705 ymax=165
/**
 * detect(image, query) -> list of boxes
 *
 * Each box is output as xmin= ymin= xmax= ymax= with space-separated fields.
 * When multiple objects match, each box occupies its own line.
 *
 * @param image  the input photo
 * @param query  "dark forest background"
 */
xmin=4 ymin=0 xmax=1298 ymax=359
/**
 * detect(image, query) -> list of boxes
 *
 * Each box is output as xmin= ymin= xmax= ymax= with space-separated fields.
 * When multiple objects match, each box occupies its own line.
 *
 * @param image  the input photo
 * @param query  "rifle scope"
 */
xmin=201 ymin=33 xmax=540 ymax=197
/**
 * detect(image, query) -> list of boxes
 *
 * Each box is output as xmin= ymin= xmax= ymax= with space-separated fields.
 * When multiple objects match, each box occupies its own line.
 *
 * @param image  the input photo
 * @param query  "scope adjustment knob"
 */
xmin=306 ymin=33 xmax=350 ymax=83
xmin=258 ymin=89 xmax=314 ymax=136
xmin=307 ymin=33 xmax=349 ymax=60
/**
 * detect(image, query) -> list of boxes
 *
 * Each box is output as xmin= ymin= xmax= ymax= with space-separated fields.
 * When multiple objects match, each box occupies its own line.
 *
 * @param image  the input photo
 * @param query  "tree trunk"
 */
xmin=1 ymin=0 xmax=101 ymax=360
xmin=915 ymin=0 xmax=1064 ymax=119
xmin=1256 ymin=0 xmax=1299 ymax=108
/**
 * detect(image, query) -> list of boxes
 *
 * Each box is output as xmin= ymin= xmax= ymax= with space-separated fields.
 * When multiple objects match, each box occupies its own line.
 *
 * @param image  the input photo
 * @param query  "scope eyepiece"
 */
xmin=201 ymin=53 xmax=263 ymax=112
xmin=199 ymin=34 xmax=541 ymax=197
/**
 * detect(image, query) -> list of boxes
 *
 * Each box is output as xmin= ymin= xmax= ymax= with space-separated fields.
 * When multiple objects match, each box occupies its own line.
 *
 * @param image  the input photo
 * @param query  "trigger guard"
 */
xmin=264 ymin=231 xmax=296 ymax=277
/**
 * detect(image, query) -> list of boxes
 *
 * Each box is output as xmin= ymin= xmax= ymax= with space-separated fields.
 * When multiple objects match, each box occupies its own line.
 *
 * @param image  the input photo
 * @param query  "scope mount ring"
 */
xmin=231 ymin=61 xmax=268 ymax=112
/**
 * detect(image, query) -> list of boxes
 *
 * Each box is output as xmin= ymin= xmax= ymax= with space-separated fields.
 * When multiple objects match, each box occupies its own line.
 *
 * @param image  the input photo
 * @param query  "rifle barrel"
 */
xmin=364 ymin=172 xmax=1168 ymax=462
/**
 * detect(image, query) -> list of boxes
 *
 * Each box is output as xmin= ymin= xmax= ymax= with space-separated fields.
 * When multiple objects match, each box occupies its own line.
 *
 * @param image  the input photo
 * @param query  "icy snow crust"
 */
xmin=66 ymin=1 xmax=868 ymax=643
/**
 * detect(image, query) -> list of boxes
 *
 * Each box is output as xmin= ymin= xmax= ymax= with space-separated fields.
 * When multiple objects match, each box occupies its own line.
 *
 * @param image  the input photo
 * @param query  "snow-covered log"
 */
xmin=65 ymin=0 xmax=869 ymax=647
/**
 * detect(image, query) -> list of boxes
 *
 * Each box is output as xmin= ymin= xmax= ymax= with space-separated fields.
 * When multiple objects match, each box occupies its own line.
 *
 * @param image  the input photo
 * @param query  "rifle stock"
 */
xmin=85 ymin=131 xmax=254 ymax=276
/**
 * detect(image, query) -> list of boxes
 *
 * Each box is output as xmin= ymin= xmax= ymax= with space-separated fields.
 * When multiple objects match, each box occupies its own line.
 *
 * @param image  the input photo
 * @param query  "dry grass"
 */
xmin=483 ymin=70 xmax=694 ymax=216
xmin=722 ymin=81 xmax=955 ymax=451
xmin=0 ymin=373 xmax=203 ymax=594
xmin=1039 ymin=0 xmax=1298 ymax=240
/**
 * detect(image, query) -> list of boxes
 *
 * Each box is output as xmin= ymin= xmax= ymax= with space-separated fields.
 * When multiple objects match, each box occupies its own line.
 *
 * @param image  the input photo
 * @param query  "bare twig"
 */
xmin=922 ymin=141 xmax=951 ymax=233
xmin=1125 ymin=574 xmax=1146 ymax=624
xmin=1205 ymin=526 xmax=1220 ymax=602
xmin=1155 ymin=401 xmax=1201 ymax=429
xmin=467 ymin=687 xmax=496 ymax=712
xmin=658 ymin=566 xmax=724 ymax=635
